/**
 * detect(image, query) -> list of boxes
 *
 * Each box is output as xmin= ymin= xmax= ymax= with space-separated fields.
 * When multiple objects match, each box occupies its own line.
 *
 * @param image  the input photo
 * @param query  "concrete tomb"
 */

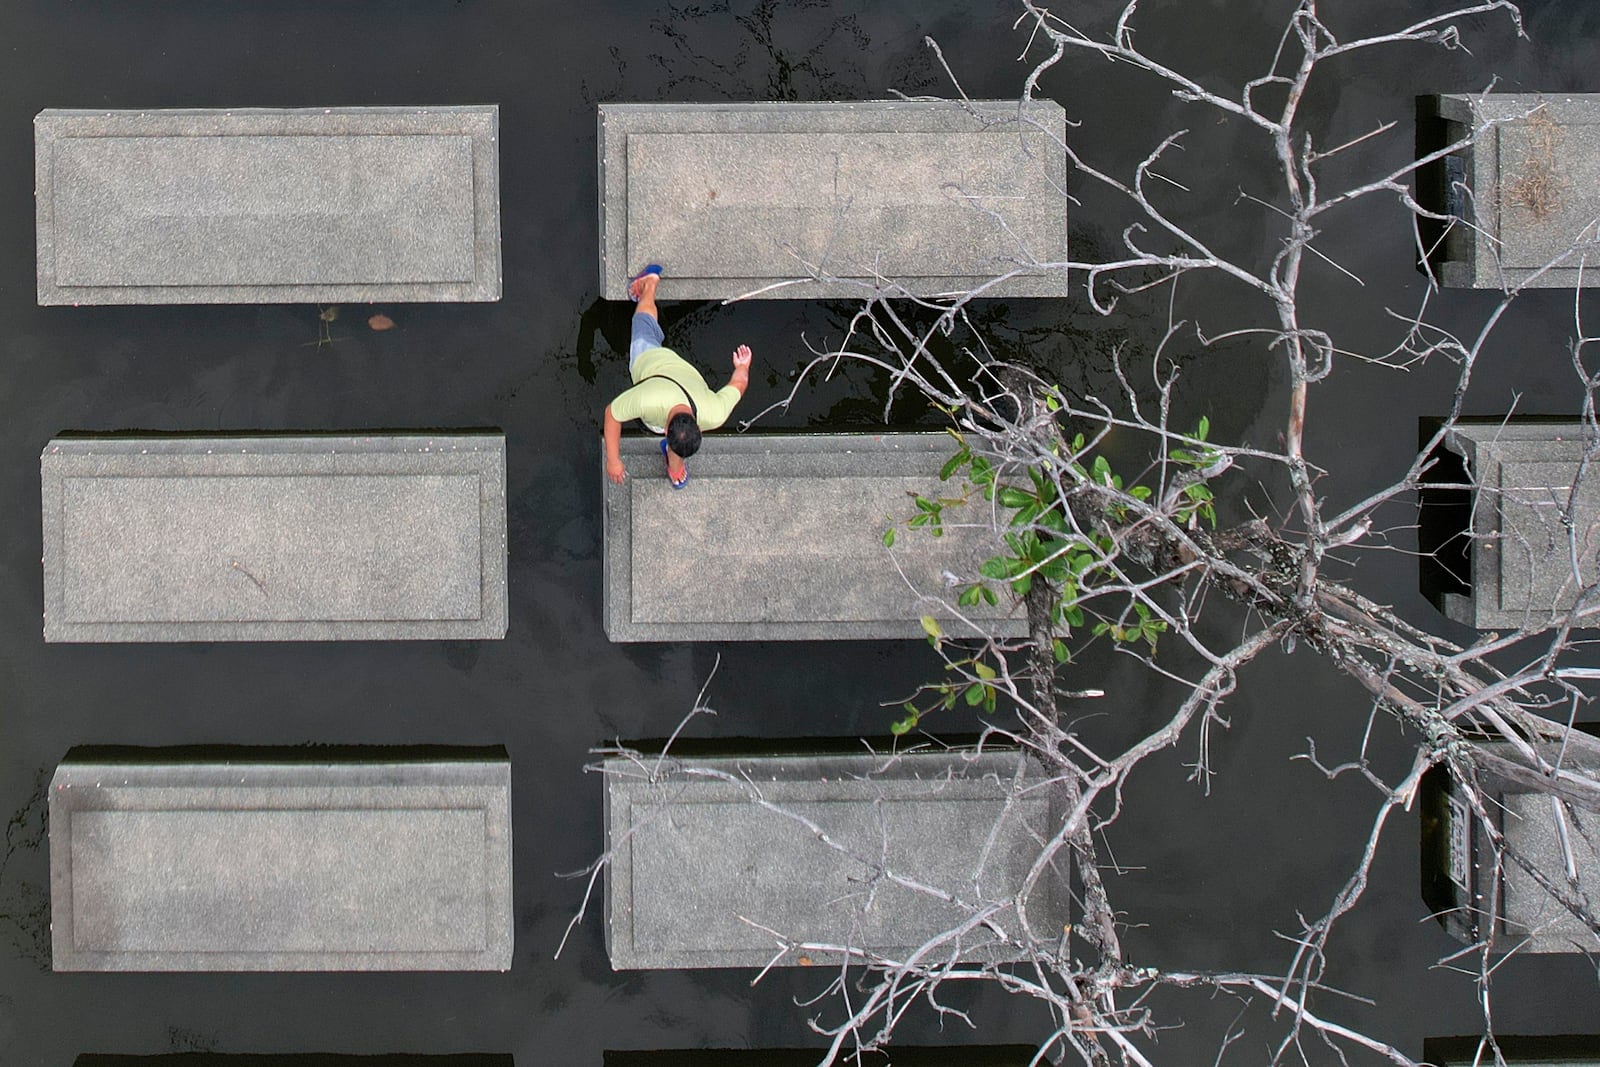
xmin=601 ymin=433 xmax=1027 ymax=642
xmin=1423 ymin=1035 xmax=1600 ymax=1065
xmin=77 ymin=1059 xmax=513 ymax=1066
xmin=1418 ymin=94 xmax=1600 ymax=288
xmin=41 ymin=434 xmax=508 ymax=642
xmin=597 ymin=100 xmax=1068 ymax=300
xmin=36 ymin=106 xmax=501 ymax=304
xmin=1420 ymin=742 xmax=1600 ymax=954
xmin=50 ymin=751 xmax=513 ymax=972
xmin=1420 ymin=420 xmax=1600 ymax=630
xmin=604 ymin=1049 xmax=1038 ymax=1066
xmin=603 ymin=748 xmax=1064 ymax=970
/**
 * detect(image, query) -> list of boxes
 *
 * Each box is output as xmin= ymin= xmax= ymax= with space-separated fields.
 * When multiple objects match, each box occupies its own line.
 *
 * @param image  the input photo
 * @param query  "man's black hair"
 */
xmin=666 ymin=413 xmax=702 ymax=458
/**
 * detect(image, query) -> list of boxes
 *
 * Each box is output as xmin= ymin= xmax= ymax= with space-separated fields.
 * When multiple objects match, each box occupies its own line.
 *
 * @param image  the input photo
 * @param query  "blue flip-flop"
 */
xmin=660 ymin=438 xmax=688 ymax=489
xmin=628 ymin=264 xmax=664 ymax=300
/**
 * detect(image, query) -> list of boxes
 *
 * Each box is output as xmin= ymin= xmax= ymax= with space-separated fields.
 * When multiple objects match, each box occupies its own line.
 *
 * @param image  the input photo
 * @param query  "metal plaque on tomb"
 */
xmin=35 ymin=106 xmax=501 ymax=304
xmin=603 ymin=749 xmax=1065 ymax=969
xmin=597 ymin=101 xmax=1068 ymax=300
xmin=41 ymin=434 xmax=508 ymax=642
xmin=50 ymin=754 xmax=513 ymax=972
xmin=1429 ymin=421 xmax=1600 ymax=630
xmin=601 ymin=433 xmax=1028 ymax=642
xmin=1418 ymin=94 xmax=1600 ymax=289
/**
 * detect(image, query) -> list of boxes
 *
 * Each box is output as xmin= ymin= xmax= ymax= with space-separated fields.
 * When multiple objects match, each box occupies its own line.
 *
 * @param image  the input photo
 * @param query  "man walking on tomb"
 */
xmin=603 ymin=265 xmax=752 ymax=488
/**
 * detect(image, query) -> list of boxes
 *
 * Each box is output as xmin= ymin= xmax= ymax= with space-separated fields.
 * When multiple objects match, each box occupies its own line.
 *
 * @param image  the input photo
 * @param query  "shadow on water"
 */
xmin=0 ymin=769 xmax=49 ymax=973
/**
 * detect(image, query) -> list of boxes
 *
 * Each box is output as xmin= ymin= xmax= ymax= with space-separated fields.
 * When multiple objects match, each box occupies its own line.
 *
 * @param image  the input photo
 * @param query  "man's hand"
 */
xmin=605 ymin=457 xmax=626 ymax=484
xmin=727 ymin=344 xmax=753 ymax=397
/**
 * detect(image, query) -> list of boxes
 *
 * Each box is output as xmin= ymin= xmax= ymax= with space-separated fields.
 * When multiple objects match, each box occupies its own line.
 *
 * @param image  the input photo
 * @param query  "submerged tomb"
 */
xmin=601 ymin=432 xmax=1027 ymax=642
xmin=50 ymin=749 xmax=513 ymax=972
xmin=41 ymin=433 xmax=508 ymax=642
xmin=1417 ymin=93 xmax=1600 ymax=289
xmin=597 ymin=100 xmax=1068 ymax=300
xmin=1418 ymin=419 xmax=1599 ymax=630
xmin=35 ymin=106 xmax=502 ymax=304
xmin=603 ymin=747 xmax=1064 ymax=970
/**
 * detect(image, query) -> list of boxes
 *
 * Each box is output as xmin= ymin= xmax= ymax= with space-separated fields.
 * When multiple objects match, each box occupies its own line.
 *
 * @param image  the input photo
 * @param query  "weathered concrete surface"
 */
xmin=1419 ymin=94 xmax=1600 ymax=288
xmin=604 ymin=1049 xmax=1038 ymax=1066
xmin=603 ymin=749 xmax=1063 ymax=970
xmin=1432 ymin=421 xmax=1600 ymax=630
xmin=1424 ymin=1035 xmax=1600 ymax=1065
xmin=36 ymin=106 xmax=501 ymax=304
xmin=598 ymin=101 xmax=1068 ymax=300
xmin=50 ymin=755 xmax=513 ymax=971
xmin=78 ymin=1058 xmax=513 ymax=1066
xmin=41 ymin=434 xmax=507 ymax=642
xmin=1421 ymin=742 xmax=1600 ymax=954
xmin=601 ymin=433 xmax=1027 ymax=642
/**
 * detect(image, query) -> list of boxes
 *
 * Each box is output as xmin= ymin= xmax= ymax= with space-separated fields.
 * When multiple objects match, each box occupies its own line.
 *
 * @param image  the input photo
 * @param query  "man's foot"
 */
xmin=660 ymin=438 xmax=688 ymax=489
xmin=628 ymin=264 xmax=663 ymax=302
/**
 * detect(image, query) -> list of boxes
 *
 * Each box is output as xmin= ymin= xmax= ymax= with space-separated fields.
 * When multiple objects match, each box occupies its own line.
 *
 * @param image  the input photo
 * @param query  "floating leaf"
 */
xmin=367 ymin=313 xmax=396 ymax=331
xmin=318 ymin=305 xmax=340 ymax=323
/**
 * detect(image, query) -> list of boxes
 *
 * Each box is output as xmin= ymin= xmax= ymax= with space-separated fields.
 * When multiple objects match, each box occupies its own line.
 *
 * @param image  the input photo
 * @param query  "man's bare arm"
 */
xmin=602 ymin=404 xmax=626 ymax=484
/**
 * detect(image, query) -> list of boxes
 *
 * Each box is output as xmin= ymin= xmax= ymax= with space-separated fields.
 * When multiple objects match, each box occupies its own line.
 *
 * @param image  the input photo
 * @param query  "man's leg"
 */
xmin=627 ymin=273 xmax=664 ymax=371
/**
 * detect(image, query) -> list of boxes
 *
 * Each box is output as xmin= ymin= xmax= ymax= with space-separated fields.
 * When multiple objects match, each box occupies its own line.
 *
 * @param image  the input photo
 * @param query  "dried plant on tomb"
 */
xmin=1504 ymin=109 xmax=1569 ymax=222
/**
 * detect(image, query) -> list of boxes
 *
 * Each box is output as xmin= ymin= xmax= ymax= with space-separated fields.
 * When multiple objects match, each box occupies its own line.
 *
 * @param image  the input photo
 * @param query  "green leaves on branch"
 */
xmin=890 ymin=652 xmax=1001 ymax=735
xmin=1168 ymin=418 xmax=1220 ymax=529
xmin=886 ymin=418 xmax=1217 ymax=732
xmin=1092 ymin=601 xmax=1168 ymax=651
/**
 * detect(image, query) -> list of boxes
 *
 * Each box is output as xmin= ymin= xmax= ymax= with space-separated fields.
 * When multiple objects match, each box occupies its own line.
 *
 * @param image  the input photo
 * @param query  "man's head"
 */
xmin=666 ymin=412 xmax=702 ymax=458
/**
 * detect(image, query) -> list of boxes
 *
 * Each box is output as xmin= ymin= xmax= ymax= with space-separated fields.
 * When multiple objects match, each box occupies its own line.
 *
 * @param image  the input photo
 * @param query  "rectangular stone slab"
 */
xmin=1434 ymin=421 xmax=1600 ymax=629
xmin=597 ymin=101 xmax=1068 ymax=300
xmin=603 ymin=750 xmax=1063 ymax=969
xmin=41 ymin=434 xmax=507 ymax=642
xmin=1424 ymin=1036 xmax=1600 ymax=1065
xmin=1425 ymin=743 xmax=1600 ymax=954
xmin=1420 ymin=94 xmax=1600 ymax=288
xmin=78 ymin=1059 xmax=513 ymax=1067
xmin=603 ymin=1049 xmax=1038 ymax=1066
xmin=36 ymin=106 xmax=501 ymax=304
xmin=601 ymin=433 xmax=1028 ymax=642
xmin=50 ymin=757 xmax=513 ymax=971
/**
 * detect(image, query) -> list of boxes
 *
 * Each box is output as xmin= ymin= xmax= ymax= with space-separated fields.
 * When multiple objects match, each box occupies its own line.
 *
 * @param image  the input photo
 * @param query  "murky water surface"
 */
xmin=2 ymin=1 xmax=1599 ymax=1063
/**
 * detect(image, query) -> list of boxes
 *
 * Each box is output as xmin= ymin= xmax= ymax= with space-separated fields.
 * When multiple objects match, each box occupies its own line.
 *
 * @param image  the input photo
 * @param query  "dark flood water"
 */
xmin=3 ymin=1 xmax=1600 ymax=1064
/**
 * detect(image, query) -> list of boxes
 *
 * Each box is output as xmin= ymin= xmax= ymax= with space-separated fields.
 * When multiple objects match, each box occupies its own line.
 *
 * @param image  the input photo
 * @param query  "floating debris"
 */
xmin=367 ymin=313 xmax=396 ymax=331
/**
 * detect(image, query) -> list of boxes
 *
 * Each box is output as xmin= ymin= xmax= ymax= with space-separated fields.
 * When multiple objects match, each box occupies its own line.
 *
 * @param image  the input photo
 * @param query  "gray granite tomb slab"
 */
xmin=597 ymin=101 xmax=1068 ymax=300
xmin=1424 ymin=1036 xmax=1600 ymax=1065
xmin=1433 ymin=421 xmax=1600 ymax=630
xmin=603 ymin=749 xmax=1064 ymax=970
xmin=1419 ymin=94 xmax=1600 ymax=288
xmin=603 ymin=1049 xmax=1037 ymax=1066
xmin=50 ymin=757 xmax=513 ymax=971
xmin=1425 ymin=742 xmax=1600 ymax=954
xmin=78 ymin=1058 xmax=513 ymax=1066
xmin=41 ymin=434 xmax=507 ymax=642
xmin=36 ymin=106 xmax=501 ymax=304
xmin=601 ymin=433 xmax=1027 ymax=642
